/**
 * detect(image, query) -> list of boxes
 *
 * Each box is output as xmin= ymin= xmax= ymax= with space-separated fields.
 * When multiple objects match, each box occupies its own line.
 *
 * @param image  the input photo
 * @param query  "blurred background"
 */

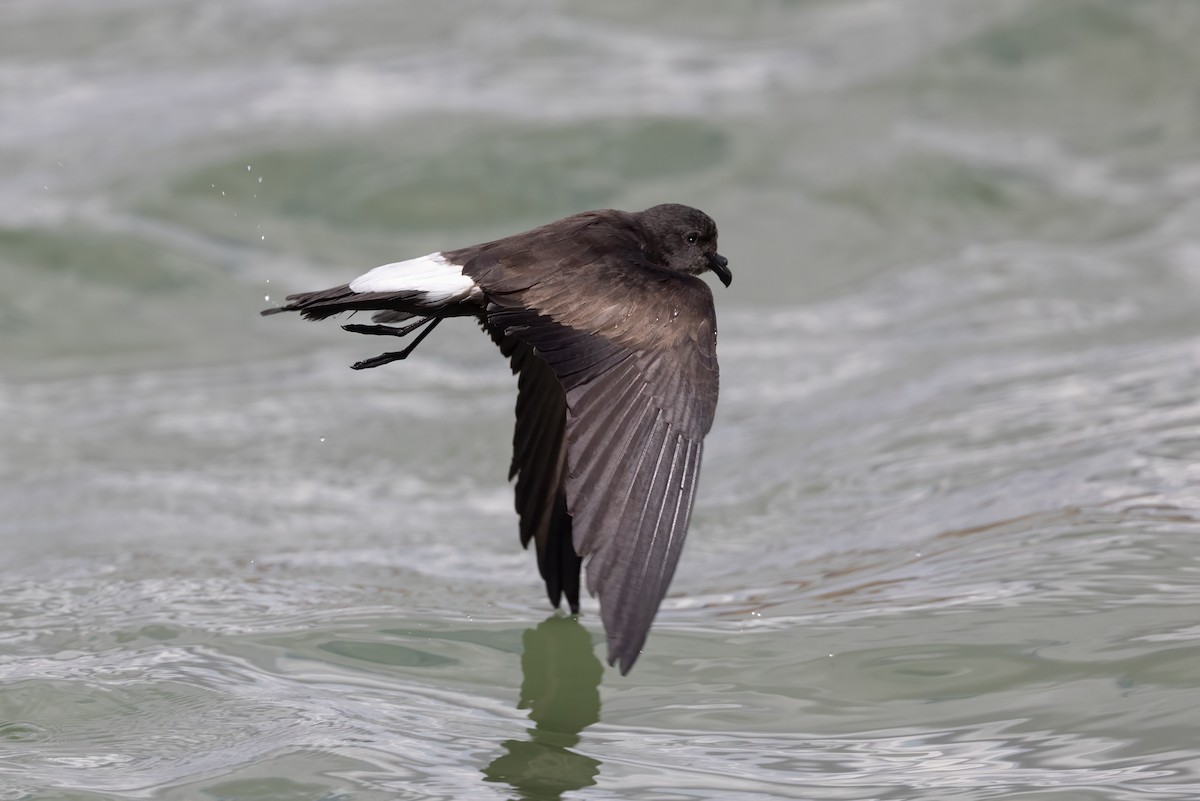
xmin=3 ymin=1 xmax=1200 ymax=799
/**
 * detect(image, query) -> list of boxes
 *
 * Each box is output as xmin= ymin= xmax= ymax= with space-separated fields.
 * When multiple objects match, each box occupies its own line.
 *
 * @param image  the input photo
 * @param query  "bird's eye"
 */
xmin=685 ymin=232 xmax=699 ymax=244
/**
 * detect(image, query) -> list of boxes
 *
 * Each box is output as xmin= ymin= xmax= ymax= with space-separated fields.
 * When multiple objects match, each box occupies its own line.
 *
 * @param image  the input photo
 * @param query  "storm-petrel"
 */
xmin=262 ymin=204 xmax=731 ymax=673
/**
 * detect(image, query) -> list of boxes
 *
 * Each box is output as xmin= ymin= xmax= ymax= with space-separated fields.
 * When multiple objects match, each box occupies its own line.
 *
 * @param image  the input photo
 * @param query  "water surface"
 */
xmin=3 ymin=1 xmax=1200 ymax=799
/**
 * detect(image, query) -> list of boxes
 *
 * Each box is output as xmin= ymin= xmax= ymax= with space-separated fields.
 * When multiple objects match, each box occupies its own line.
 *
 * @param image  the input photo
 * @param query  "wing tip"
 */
xmin=608 ymin=645 xmax=641 ymax=676
xmin=606 ymin=627 xmax=647 ymax=675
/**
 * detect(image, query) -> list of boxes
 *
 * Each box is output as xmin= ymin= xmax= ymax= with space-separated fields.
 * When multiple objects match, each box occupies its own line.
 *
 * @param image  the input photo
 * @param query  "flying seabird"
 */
xmin=262 ymin=203 xmax=731 ymax=673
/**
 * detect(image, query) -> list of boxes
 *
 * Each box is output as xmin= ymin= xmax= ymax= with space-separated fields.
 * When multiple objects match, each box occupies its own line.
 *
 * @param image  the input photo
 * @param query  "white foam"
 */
xmin=348 ymin=252 xmax=479 ymax=303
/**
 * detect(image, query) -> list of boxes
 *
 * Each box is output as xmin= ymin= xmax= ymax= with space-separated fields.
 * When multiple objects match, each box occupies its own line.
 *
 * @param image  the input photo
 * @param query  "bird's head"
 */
xmin=638 ymin=204 xmax=732 ymax=287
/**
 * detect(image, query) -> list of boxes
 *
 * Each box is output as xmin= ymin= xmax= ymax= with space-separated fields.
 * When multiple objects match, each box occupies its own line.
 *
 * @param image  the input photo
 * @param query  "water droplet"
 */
xmin=257 ymin=176 xmax=263 ymax=183
xmin=246 ymin=164 xmax=251 ymax=171
xmin=261 ymin=235 xmax=265 ymax=240
xmin=264 ymin=295 xmax=270 ymax=302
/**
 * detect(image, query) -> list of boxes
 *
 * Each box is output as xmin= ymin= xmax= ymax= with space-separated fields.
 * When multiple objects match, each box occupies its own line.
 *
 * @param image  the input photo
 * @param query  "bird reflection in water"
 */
xmin=482 ymin=615 xmax=603 ymax=800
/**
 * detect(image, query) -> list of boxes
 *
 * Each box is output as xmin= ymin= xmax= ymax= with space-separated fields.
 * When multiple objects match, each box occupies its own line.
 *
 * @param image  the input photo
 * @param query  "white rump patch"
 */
xmin=349 ymin=252 xmax=479 ymax=303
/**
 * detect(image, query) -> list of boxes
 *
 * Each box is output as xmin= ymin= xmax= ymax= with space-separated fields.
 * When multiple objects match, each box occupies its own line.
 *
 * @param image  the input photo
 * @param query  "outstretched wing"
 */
xmin=488 ymin=327 xmax=581 ymax=614
xmin=486 ymin=259 xmax=719 ymax=674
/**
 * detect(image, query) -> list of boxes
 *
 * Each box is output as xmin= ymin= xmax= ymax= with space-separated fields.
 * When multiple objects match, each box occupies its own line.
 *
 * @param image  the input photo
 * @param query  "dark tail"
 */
xmin=261 ymin=285 xmax=423 ymax=321
xmin=262 ymin=284 xmax=453 ymax=368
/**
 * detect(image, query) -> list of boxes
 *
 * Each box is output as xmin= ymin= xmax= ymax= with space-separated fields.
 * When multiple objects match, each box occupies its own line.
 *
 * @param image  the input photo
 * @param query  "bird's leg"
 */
xmin=342 ymin=316 xmax=431 ymax=338
xmin=350 ymin=317 xmax=443 ymax=370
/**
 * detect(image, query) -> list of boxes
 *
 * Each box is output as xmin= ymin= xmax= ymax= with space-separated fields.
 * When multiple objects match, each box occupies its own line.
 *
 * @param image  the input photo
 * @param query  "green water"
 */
xmin=3 ymin=1 xmax=1200 ymax=799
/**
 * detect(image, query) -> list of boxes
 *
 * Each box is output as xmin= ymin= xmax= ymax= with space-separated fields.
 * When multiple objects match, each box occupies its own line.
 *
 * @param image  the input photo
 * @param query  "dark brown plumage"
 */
xmin=262 ymin=204 xmax=730 ymax=673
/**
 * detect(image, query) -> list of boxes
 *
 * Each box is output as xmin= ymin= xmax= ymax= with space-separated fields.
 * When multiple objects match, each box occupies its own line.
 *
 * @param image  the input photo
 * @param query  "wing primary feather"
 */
xmin=567 ymin=373 xmax=645 ymax=490
xmin=571 ymin=388 xmax=652 ymax=554
xmin=634 ymin=431 xmax=685 ymax=597
xmin=512 ymin=382 xmax=562 ymax=543
xmin=612 ymin=432 xmax=707 ymax=674
xmin=588 ymin=410 xmax=666 ymax=600
xmin=565 ymin=370 xmax=646 ymax=506
xmin=613 ymin=419 xmax=676 ymax=620
xmin=509 ymin=350 xmax=555 ymax=480
xmin=581 ymin=405 xmax=661 ymax=596
xmin=639 ymin=438 xmax=699 ymax=633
